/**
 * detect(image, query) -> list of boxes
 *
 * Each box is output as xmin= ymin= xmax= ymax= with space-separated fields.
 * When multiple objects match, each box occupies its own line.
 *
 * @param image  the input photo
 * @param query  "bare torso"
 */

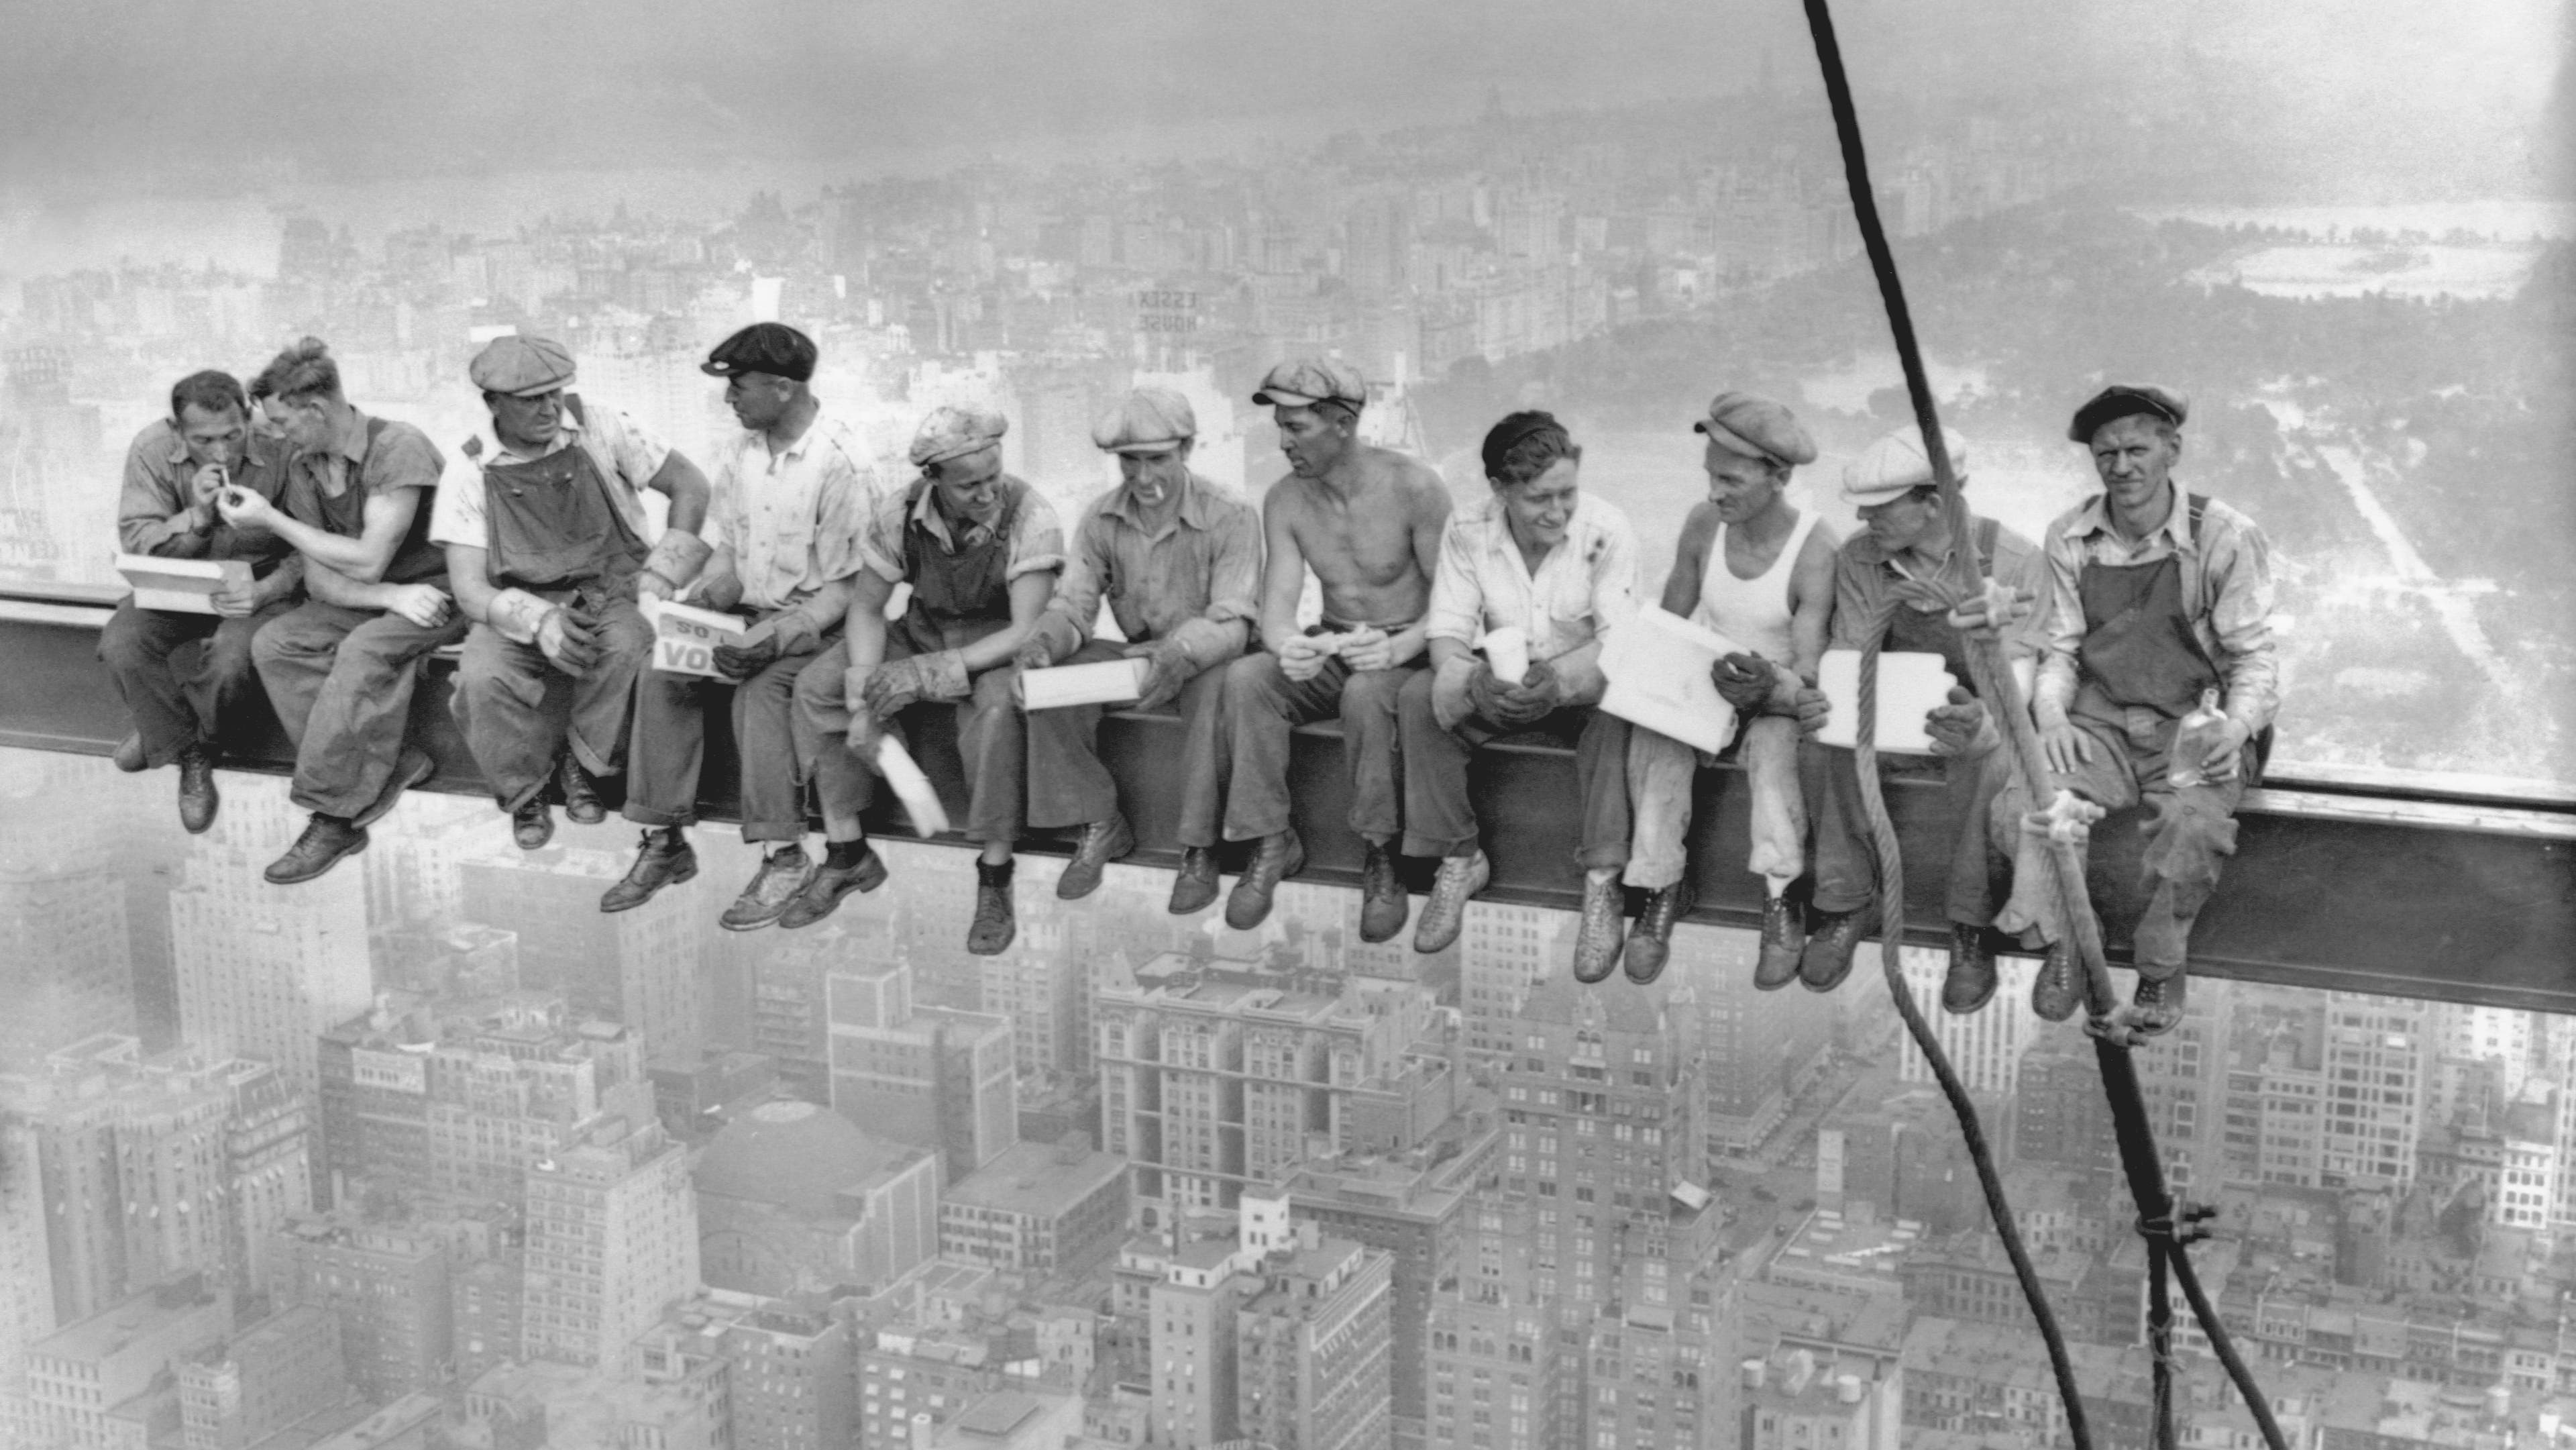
xmin=1267 ymin=444 xmax=1448 ymax=631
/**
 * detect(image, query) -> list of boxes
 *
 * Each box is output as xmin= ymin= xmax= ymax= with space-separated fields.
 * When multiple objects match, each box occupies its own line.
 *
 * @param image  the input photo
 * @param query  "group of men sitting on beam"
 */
xmin=104 ymin=334 xmax=2274 ymax=1031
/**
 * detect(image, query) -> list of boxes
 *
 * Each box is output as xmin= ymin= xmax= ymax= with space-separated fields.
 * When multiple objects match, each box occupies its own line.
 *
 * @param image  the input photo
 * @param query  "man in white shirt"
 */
xmin=1403 ymin=411 xmax=1640 ymax=972
xmin=431 ymin=335 xmax=714 ymax=850
xmin=606 ymin=324 xmax=875 ymax=926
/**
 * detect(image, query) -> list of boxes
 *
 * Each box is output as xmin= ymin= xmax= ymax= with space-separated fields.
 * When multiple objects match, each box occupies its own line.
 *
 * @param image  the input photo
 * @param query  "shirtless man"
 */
xmin=1620 ymin=393 xmax=1838 ymax=986
xmin=1212 ymin=356 xmax=1452 ymax=937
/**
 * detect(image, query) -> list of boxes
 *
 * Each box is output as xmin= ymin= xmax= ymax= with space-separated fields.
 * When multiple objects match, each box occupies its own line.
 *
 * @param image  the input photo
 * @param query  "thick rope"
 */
xmin=1796 ymin=3 xmax=2286 ymax=1448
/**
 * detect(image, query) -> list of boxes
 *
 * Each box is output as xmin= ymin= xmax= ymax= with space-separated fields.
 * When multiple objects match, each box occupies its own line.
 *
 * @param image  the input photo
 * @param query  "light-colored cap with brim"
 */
xmin=1693 ymin=391 xmax=1816 ymax=467
xmin=468 ymin=335 xmax=576 ymax=398
xmin=910 ymin=405 xmax=1009 ymax=466
xmin=1251 ymin=356 xmax=1367 ymax=410
xmin=1843 ymin=424 xmax=1971 ymax=507
xmin=1092 ymin=386 xmax=1197 ymax=455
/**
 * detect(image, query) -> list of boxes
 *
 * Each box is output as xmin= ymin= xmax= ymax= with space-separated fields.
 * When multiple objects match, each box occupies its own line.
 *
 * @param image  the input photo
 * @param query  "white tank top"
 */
xmin=1693 ymin=509 xmax=1819 ymax=664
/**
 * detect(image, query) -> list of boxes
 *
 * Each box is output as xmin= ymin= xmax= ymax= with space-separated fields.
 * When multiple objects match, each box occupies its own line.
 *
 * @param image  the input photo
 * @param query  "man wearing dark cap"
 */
xmin=100 ymin=368 xmax=302 ymax=833
xmin=789 ymin=405 xmax=1065 ymax=953
xmin=1214 ymin=356 xmax=1451 ymax=937
xmin=1620 ymin=393 xmax=1839 ymax=986
xmin=1994 ymin=386 xmax=2277 ymax=1035
xmin=1801 ymin=425 xmax=2048 ymax=1014
xmin=433 ymin=333 xmax=714 ymax=850
xmin=604 ymin=323 xmax=879 ymax=924
xmin=1013 ymin=386 xmax=1260 ymax=907
xmin=224 ymin=338 xmax=460 ymax=884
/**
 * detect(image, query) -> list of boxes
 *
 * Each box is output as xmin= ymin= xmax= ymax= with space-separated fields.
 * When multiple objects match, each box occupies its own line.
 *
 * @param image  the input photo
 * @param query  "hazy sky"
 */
xmin=0 ymin=0 xmax=2563 ymax=198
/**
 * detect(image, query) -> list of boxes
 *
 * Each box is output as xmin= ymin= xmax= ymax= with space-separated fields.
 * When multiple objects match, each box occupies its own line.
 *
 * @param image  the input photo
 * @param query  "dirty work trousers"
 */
xmin=1623 ymin=714 xmax=1811 ymax=892
xmin=252 ymin=598 xmax=467 ymax=817
xmin=99 ymin=598 xmax=292 ymax=766
xmin=793 ymin=634 xmax=1025 ymax=847
xmin=1018 ymin=639 xmax=1228 ymax=843
xmin=449 ymin=603 xmax=653 ymax=811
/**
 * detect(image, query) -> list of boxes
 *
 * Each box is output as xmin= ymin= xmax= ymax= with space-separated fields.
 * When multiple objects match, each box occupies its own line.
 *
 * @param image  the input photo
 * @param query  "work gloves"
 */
xmin=1126 ymin=637 xmax=1197 ymax=712
xmin=862 ymin=649 xmax=971 ymax=719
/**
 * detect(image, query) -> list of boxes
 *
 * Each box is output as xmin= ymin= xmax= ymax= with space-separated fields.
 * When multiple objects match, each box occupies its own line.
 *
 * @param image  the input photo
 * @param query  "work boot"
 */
xmin=1168 ymin=847 xmax=1221 ymax=915
xmin=264 ymin=815 xmax=368 ymax=885
xmin=1571 ymin=874 xmax=1625 ymax=984
xmin=1754 ymin=892 xmax=1807 ymax=991
xmin=720 ymin=847 xmax=811 ymax=932
xmin=602 ymin=829 xmax=696 ymax=913
xmin=1799 ymin=906 xmax=1878 ymax=994
xmin=968 ymin=859 xmax=1017 ymax=956
xmin=1225 ymin=829 xmax=1305 ymax=931
xmin=557 ymin=754 xmax=606 ymax=825
xmin=177 ymin=745 xmax=220 ymax=835
xmin=1941 ymin=924 xmax=1998 ymax=1015
xmin=2030 ymin=939 xmax=2084 ymax=1023
xmin=1056 ymin=811 xmax=1133 ymax=900
xmin=2129 ymin=971 xmax=2188 ymax=1037
xmin=511 ymin=798 xmax=555 ymax=851
xmin=1358 ymin=839 xmax=1408 ymax=943
xmin=1626 ymin=881 xmax=1697 ymax=987
xmin=354 ymin=747 xmax=437 ymax=830
xmin=112 ymin=732 xmax=148 ymax=773
xmin=780 ymin=842 xmax=889 ymax=929
xmin=1413 ymin=850 xmax=1489 ymax=955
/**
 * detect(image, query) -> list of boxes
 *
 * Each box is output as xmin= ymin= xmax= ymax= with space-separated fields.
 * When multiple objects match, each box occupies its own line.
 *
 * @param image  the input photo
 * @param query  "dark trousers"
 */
xmin=1994 ymin=707 xmax=2249 ymax=979
xmin=99 ymin=598 xmax=293 ymax=766
xmin=793 ymin=635 xmax=1026 ymax=846
xmin=1219 ymin=650 xmax=1417 ymax=843
xmin=252 ymin=599 xmax=467 ymax=817
xmin=450 ymin=604 xmax=652 ymax=810
xmin=1020 ymin=639 xmax=1228 ymax=842
xmin=625 ymin=632 xmax=823 ymax=841
xmin=1811 ymin=743 xmax=2012 ymax=927
xmin=1397 ymin=671 xmax=1631 ymax=869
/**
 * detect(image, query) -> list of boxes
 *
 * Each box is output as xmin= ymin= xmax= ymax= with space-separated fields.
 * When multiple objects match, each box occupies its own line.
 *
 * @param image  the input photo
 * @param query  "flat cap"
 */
xmin=2068 ymin=384 xmax=2188 ymax=444
xmin=1694 ymin=391 xmax=1816 ymax=468
xmin=1252 ymin=356 xmax=1367 ymax=411
xmin=702 ymin=322 xmax=816 ymax=382
xmin=910 ymin=405 xmax=1008 ymax=467
xmin=1843 ymin=423 xmax=1971 ymax=507
xmin=1092 ymin=386 xmax=1197 ymax=455
xmin=468 ymin=335 xmax=576 ymax=398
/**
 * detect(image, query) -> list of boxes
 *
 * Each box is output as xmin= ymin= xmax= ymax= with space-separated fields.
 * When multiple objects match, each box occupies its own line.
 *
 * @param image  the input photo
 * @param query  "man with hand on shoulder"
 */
xmin=1216 ymin=356 xmax=1450 ymax=937
xmin=1404 ymin=411 xmax=1639 ymax=969
xmin=608 ymin=323 xmax=874 ymax=925
xmin=223 ymin=338 xmax=459 ymax=882
xmin=101 ymin=369 xmax=301 ymax=833
xmin=1012 ymin=386 xmax=1259 ymax=907
xmin=433 ymin=335 xmax=713 ymax=850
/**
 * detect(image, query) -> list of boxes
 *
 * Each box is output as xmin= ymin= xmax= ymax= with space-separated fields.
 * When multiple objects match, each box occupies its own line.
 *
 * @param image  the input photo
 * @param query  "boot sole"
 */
xmin=264 ymin=831 xmax=370 ymax=886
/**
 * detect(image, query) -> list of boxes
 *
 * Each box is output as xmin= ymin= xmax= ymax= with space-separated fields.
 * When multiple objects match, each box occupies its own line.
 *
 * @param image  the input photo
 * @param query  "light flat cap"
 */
xmin=702 ymin=322 xmax=817 ymax=382
xmin=1694 ymin=391 xmax=1816 ymax=467
xmin=2068 ymin=384 xmax=2189 ymax=444
xmin=469 ymin=335 xmax=576 ymax=398
xmin=1843 ymin=423 xmax=1971 ymax=507
xmin=910 ymin=405 xmax=1008 ymax=466
xmin=1252 ymin=356 xmax=1367 ymax=410
xmin=1093 ymin=386 xmax=1197 ymax=455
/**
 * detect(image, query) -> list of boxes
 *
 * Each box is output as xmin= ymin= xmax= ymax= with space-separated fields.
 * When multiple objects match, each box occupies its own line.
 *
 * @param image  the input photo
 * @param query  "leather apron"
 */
xmin=894 ymin=476 xmax=1028 ymax=657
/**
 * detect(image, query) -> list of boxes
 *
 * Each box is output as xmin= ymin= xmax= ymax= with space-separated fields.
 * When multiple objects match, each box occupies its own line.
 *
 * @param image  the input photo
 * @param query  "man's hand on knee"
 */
xmin=1277 ymin=633 xmax=1333 ymax=682
xmin=536 ymin=607 xmax=601 ymax=675
xmin=2036 ymin=707 xmax=2094 ymax=777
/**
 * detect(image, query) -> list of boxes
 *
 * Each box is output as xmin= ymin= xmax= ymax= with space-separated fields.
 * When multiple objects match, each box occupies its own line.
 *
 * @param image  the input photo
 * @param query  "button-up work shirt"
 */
xmin=710 ymin=411 xmax=875 ymax=617
xmin=1426 ymin=490 xmax=1639 ymax=699
xmin=116 ymin=419 xmax=294 ymax=571
xmin=428 ymin=397 xmax=671 ymax=551
xmin=1038 ymin=472 xmax=1260 ymax=672
xmin=1827 ymin=513 xmax=2051 ymax=666
xmin=2032 ymin=489 xmax=2280 ymax=733
xmin=856 ymin=474 xmax=1065 ymax=587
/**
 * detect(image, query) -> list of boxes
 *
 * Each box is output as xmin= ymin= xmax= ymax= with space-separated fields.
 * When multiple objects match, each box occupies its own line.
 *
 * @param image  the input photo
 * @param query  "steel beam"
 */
xmin=5 ymin=597 xmax=2568 ymax=1009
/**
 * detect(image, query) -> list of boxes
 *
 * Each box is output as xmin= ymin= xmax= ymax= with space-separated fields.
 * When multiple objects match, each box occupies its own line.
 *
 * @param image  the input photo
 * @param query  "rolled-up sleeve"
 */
xmin=1424 ymin=517 xmax=1486 ymax=646
xmin=1162 ymin=499 xmax=1263 ymax=672
xmin=427 ymin=456 xmax=488 ymax=550
xmin=594 ymin=408 xmax=674 ymax=491
xmin=856 ymin=490 xmax=912 ymax=584
xmin=1005 ymin=492 xmax=1066 ymax=581
xmin=1036 ymin=504 xmax=1116 ymax=656
xmin=118 ymin=435 xmax=205 ymax=559
xmin=2202 ymin=511 xmax=2280 ymax=733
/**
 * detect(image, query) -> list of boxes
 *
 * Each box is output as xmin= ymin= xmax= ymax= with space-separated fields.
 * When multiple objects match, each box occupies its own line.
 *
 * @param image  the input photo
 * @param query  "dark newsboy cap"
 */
xmin=702 ymin=323 xmax=818 ymax=382
xmin=2068 ymin=384 xmax=2188 ymax=444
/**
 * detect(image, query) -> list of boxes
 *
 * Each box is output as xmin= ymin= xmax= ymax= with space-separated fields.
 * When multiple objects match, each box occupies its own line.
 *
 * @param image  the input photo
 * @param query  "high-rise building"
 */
xmin=176 ymin=1304 xmax=348 ymax=1450
xmin=700 ymin=1295 xmax=857 ymax=1450
xmin=169 ymin=784 xmax=373 ymax=1104
xmin=2322 ymin=994 xmax=2430 ymax=1189
xmin=1095 ymin=953 xmax=1438 ymax=1226
xmin=0 ymin=1109 xmax=56 ymax=1397
xmin=520 ymin=1115 xmax=698 ymax=1369
xmin=857 ymin=1319 xmax=1017 ymax=1450
xmin=939 ymin=1138 xmax=1128 ymax=1279
xmin=1667 ymin=928 xmax=1831 ymax=1160
xmin=0 ymin=839 xmax=136 ymax=1067
xmin=1459 ymin=902 xmax=1563 ymax=1060
xmin=266 ymin=1214 xmax=452 ymax=1402
xmin=459 ymin=846 xmax=704 ymax=1068
xmin=1233 ymin=1217 xmax=1397 ymax=1450
xmin=1893 ymin=944 xmax=2037 ymax=1098
xmin=979 ymin=919 xmax=1088 ymax=1081
xmin=827 ymin=957 xmax=1018 ymax=1182
xmin=25 ymin=1278 xmax=232 ymax=1450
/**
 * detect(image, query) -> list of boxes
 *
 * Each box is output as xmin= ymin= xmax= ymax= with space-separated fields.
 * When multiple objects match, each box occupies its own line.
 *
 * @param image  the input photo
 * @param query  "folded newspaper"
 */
xmin=116 ymin=554 xmax=251 ymax=615
xmin=1599 ymin=607 xmax=1743 ymax=756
